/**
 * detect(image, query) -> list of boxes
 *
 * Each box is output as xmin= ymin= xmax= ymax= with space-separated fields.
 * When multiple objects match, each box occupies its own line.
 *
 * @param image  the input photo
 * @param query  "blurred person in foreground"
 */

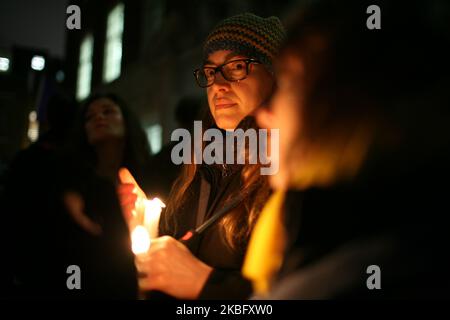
xmin=243 ymin=0 xmax=450 ymax=299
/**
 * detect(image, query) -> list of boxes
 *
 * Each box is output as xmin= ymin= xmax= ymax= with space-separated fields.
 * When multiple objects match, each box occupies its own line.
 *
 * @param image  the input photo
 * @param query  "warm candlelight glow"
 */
xmin=143 ymin=198 xmax=166 ymax=238
xmin=131 ymin=197 xmax=165 ymax=255
xmin=119 ymin=168 xmax=166 ymax=256
xmin=131 ymin=225 xmax=150 ymax=255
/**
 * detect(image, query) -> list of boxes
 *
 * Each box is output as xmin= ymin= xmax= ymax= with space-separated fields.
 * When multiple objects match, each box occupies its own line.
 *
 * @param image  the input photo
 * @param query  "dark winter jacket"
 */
xmin=267 ymin=150 xmax=450 ymax=299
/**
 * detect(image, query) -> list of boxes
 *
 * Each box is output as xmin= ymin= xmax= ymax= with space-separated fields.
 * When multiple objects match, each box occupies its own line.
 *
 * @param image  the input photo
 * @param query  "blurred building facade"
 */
xmin=0 ymin=46 xmax=65 ymax=161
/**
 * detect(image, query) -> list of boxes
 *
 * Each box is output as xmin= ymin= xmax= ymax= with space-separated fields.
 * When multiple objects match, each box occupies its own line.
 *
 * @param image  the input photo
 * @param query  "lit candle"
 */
xmin=118 ymin=168 xmax=167 ymax=298
xmin=131 ymin=197 xmax=165 ymax=299
xmin=119 ymin=168 xmax=165 ymax=251
xmin=130 ymin=197 xmax=165 ymax=257
xmin=131 ymin=225 xmax=151 ymax=256
xmin=131 ymin=224 xmax=151 ymax=299
xmin=143 ymin=197 xmax=166 ymax=239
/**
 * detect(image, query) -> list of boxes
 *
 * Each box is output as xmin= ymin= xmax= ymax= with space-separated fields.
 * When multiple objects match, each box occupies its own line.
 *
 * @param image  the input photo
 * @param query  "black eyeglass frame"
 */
xmin=193 ymin=58 xmax=261 ymax=88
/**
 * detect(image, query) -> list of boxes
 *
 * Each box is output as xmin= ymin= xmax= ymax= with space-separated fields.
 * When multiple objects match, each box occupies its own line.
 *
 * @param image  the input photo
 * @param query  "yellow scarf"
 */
xmin=242 ymin=189 xmax=286 ymax=295
xmin=242 ymin=126 xmax=372 ymax=295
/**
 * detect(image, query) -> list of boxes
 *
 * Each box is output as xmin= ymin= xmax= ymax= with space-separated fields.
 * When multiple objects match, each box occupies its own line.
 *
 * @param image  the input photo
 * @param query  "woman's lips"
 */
xmin=215 ymin=102 xmax=237 ymax=110
xmin=215 ymin=97 xmax=237 ymax=110
xmin=94 ymin=123 xmax=108 ymax=129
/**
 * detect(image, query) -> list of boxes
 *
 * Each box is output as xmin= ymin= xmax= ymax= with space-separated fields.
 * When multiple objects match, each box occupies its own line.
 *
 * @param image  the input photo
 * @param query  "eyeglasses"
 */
xmin=193 ymin=58 xmax=261 ymax=88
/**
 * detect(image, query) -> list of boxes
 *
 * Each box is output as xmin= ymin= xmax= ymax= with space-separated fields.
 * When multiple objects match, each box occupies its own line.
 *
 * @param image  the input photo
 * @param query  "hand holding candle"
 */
xmin=118 ymin=168 xmax=165 ymax=254
xmin=118 ymin=168 xmax=147 ymax=223
xmin=137 ymin=235 xmax=213 ymax=299
xmin=117 ymin=168 xmax=211 ymax=299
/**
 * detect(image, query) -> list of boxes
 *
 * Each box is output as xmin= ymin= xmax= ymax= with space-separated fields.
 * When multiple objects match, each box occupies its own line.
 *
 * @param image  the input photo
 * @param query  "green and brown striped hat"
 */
xmin=203 ymin=13 xmax=286 ymax=68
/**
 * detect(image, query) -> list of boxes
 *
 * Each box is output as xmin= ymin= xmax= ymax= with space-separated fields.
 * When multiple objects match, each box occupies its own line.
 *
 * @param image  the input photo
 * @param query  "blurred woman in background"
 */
xmin=6 ymin=92 xmax=152 ymax=298
xmin=72 ymin=93 xmax=152 ymax=189
xmin=60 ymin=93 xmax=153 ymax=298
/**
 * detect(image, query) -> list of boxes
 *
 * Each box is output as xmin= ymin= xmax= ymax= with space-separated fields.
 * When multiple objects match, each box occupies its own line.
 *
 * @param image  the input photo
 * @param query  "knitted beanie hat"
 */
xmin=203 ymin=13 xmax=286 ymax=68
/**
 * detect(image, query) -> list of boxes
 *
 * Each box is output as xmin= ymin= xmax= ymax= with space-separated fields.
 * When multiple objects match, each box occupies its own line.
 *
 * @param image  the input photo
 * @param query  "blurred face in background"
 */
xmin=85 ymin=97 xmax=126 ymax=147
xmin=259 ymin=46 xmax=374 ymax=190
xmin=205 ymin=50 xmax=274 ymax=130
xmin=257 ymin=52 xmax=304 ymax=190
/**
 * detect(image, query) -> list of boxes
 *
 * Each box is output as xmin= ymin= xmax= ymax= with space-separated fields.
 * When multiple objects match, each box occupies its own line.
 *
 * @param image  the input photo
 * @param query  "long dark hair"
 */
xmin=163 ymin=109 xmax=271 ymax=250
xmin=69 ymin=93 xmax=152 ymax=186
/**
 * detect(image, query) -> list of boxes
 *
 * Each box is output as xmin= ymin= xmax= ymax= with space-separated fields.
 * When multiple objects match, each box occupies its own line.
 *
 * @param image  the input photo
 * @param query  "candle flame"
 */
xmin=131 ymin=225 xmax=150 ymax=255
xmin=130 ymin=198 xmax=165 ymax=255
xmin=120 ymin=168 xmax=166 ymax=254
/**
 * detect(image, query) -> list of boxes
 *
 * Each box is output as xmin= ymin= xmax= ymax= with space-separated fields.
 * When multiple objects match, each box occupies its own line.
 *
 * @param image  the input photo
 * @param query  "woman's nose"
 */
xmin=211 ymin=72 xmax=231 ymax=91
xmin=93 ymin=112 xmax=106 ymax=121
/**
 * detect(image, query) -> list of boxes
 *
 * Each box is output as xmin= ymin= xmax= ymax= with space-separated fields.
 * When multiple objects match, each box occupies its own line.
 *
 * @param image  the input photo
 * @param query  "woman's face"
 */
xmin=256 ymin=53 xmax=304 ymax=189
xmin=206 ymin=50 xmax=274 ymax=130
xmin=85 ymin=97 xmax=125 ymax=146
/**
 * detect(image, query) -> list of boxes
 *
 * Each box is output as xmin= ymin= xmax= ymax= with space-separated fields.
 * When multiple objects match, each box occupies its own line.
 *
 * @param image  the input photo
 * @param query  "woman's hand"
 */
xmin=117 ymin=168 xmax=146 ymax=223
xmin=138 ymin=236 xmax=213 ymax=299
xmin=117 ymin=182 xmax=138 ymax=222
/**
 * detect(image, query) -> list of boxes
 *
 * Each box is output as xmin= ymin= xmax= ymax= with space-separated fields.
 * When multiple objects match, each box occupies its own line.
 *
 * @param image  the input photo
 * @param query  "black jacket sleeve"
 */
xmin=198 ymin=268 xmax=253 ymax=300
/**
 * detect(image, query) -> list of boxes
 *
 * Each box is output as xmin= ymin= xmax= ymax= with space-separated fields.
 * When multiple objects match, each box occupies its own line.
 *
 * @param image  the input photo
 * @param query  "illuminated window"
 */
xmin=76 ymin=34 xmax=94 ymax=100
xmin=103 ymin=3 xmax=124 ymax=83
xmin=31 ymin=55 xmax=45 ymax=71
xmin=146 ymin=124 xmax=163 ymax=154
xmin=0 ymin=57 xmax=10 ymax=72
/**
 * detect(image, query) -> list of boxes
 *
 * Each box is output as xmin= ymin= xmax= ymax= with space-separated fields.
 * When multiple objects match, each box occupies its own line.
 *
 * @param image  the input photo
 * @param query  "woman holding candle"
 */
xmin=124 ymin=13 xmax=286 ymax=299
